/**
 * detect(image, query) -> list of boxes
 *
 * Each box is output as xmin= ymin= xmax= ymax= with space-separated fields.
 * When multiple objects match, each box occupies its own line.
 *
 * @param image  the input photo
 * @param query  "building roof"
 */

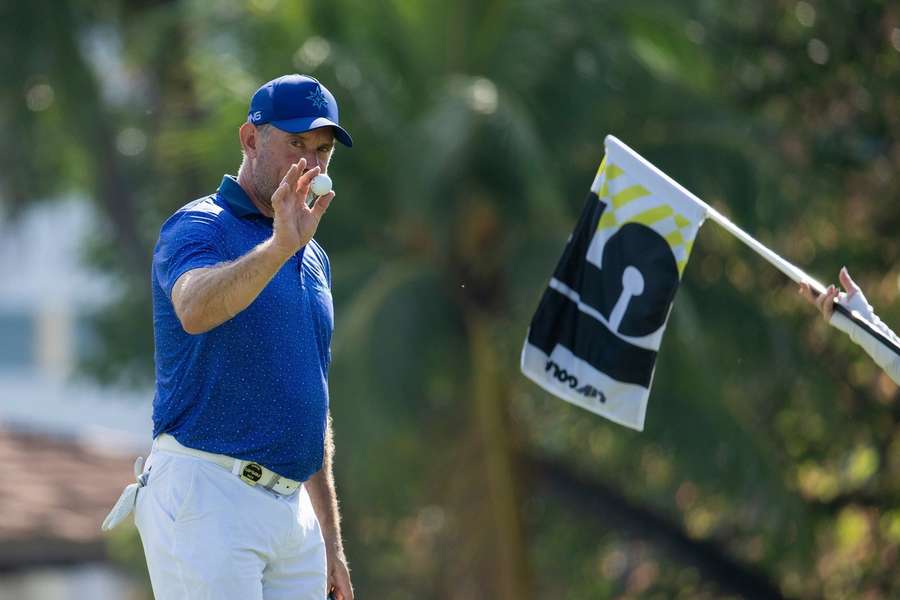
xmin=0 ymin=424 xmax=143 ymax=571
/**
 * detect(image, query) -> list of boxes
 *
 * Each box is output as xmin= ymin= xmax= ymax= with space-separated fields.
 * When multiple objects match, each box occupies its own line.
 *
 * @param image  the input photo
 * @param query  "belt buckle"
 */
xmin=239 ymin=462 xmax=264 ymax=486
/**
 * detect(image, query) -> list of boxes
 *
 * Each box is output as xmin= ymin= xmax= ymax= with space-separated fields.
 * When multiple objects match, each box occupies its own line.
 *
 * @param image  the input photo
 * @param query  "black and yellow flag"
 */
xmin=521 ymin=136 xmax=707 ymax=430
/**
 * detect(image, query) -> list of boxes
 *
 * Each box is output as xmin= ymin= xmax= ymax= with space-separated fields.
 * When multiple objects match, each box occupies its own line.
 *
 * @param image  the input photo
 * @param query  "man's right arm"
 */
xmin=170 ymin=159 xmax=334 ymax=335
xmin=171 ymin=238 xmax=291 ymax=335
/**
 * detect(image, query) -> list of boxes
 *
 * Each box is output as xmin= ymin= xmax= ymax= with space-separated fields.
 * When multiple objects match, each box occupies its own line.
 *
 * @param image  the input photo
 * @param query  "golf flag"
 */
xmin=521 ymin=135 xmax=708 ymax=430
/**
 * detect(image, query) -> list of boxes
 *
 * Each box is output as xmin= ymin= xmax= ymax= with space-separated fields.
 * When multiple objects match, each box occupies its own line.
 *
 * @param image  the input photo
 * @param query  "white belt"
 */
xmin=155 ymin=434 xmax=302 ymax=496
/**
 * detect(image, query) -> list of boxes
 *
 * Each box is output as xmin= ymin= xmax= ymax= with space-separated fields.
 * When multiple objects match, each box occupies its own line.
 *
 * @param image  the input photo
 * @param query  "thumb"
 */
xmin=839 ymin=266 xmax=860 ymax=296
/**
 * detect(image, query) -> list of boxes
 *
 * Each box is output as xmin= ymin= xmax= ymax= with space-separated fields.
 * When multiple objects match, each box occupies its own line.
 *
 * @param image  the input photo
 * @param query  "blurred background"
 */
xmin=2 ymin=0 xmax=900 ymax=598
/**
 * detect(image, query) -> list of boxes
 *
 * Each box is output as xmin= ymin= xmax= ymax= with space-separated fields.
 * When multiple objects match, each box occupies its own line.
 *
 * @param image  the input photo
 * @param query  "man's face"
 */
xmin=252 ymin=125 xmax=336 ymax=206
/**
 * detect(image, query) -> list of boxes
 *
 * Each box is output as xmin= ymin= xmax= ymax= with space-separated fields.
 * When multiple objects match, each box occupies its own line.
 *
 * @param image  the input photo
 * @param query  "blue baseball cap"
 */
xmin=247 ymin=74 xmax=353 ymax=147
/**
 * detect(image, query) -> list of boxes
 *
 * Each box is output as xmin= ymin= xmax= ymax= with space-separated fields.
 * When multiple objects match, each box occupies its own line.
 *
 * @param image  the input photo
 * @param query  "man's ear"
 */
xmin=239 ymin=122 xmax=259 ymax=158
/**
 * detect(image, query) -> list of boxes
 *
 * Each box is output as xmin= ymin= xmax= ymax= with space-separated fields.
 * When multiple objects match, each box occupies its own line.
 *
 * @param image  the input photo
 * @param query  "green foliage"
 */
xmin=7 ymin=0 xmax=900 ymax=597
xmin=105 ymin=523 xmax=153 ymax=599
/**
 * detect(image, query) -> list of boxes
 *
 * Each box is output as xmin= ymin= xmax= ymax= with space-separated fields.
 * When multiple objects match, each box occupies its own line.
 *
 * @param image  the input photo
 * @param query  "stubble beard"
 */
xmin=251 ymin=158 xmax=281 ymax=214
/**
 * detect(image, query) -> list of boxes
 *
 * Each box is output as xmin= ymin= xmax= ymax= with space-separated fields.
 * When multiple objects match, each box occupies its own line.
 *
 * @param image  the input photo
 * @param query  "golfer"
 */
xmin=137 ymin=74 xmax=352 ymax=599
xmin=800 ymin=267 xmax=900 ymax=384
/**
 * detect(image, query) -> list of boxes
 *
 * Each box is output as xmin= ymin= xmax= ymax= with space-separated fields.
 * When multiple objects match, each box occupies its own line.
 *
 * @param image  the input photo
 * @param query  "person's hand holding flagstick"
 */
xmin=798 ymin=267 xmax=900 ymax=385
xmin=798 ymin=266 xmax=861 ymax=321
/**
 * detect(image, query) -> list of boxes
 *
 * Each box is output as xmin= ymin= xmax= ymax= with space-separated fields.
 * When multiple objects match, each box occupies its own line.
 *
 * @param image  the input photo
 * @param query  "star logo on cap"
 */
xmin=306 ymin=86 xmax=329 ymax=111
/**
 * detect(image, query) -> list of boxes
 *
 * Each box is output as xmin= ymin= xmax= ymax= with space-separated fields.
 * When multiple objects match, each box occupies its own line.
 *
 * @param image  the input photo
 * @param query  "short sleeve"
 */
xmin=153 ymin=204 xmax=227 ymax=297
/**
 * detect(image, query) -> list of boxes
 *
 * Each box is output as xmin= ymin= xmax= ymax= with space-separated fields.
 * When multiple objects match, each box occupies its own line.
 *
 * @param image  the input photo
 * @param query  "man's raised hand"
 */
xmin=271 ymin=158 xmax=336 ymax=257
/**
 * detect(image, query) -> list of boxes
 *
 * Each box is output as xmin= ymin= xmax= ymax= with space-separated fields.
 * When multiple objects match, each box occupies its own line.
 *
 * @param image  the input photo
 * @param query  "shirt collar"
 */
xmin=217 ymin=175 xmax=265 ymax=219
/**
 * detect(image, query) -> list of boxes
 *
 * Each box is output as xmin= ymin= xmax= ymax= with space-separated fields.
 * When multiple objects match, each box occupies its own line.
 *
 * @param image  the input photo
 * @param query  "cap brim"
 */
xmin=270 ymin=116 xmax=353 ymax=147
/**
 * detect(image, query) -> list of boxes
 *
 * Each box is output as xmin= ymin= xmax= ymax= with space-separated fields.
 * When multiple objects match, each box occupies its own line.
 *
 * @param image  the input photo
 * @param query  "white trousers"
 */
xmin=134 ymin=448 xmax=327 ymax=600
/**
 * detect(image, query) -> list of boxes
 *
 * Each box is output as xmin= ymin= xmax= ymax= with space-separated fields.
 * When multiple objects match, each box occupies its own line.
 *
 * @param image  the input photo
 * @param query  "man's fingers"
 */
xmin=271 ymin=171 xmax=295 ymax=208
xmin=327 ymin=562 xmax=353 ymax=600
xmin=284 ymin=161 xmax=303 ymax=192
xmin=278 ymin=163 xmax=300 ymax=186
xmin=332 ymin=581 xmax=352 ymax=600
xmin=328 ymin=578 xmax=348 ymax=600
xmin=273 ymin=164 xmax=301 ymax=210
xmin=295 ymin=165 xmax=321 ymax=193
xmin=310 ymin=191 xmax=335 ymax=218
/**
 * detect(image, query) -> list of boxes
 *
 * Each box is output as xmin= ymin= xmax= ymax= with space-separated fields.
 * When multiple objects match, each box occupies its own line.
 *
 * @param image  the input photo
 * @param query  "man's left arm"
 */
xmin=307 ymin=412 xmax=353 ymax=600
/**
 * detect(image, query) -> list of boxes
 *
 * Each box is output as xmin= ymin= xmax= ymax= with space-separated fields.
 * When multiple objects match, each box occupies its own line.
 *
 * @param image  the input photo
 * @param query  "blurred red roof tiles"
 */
xmin=0 ymin=425 xmax=142 ymax=569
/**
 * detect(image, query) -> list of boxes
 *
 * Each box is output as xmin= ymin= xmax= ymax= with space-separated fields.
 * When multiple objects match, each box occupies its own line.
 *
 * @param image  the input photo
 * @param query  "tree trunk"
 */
xmin=466 ymin=313 xmax=532 ymax=599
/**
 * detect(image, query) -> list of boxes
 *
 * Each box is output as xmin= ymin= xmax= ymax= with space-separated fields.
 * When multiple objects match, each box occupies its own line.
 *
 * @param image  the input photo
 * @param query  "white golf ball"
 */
xmin=310 ymin=173 xmax=333 ymax=196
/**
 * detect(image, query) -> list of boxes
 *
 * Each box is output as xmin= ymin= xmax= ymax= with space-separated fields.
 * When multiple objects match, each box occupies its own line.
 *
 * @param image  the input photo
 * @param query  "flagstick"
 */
xmin=702 ymin=206 xmax=827 ymax=294
xmin=703 ymin=206 xmax=900 ymax=357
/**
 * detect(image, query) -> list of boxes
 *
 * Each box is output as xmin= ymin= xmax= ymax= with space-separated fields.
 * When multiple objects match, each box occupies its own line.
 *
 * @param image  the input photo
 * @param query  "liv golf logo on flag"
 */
xmin=521 ymin=136 xmax=707 ymax=430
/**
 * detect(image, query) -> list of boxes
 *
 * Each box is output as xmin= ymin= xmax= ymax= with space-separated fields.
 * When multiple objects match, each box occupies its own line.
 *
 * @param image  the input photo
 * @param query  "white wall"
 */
xmin=0 ymin=198 xmax=152 ymax=445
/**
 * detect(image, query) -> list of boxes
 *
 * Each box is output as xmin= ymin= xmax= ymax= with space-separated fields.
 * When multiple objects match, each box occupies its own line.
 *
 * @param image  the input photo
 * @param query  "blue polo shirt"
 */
xmin=150 ymin=175 xmax=333 ymax=482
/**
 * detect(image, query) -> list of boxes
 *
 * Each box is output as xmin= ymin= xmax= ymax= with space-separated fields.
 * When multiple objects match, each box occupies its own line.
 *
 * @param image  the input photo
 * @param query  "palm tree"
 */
xmin=315 ymin=0 xmax=802 ymax=596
